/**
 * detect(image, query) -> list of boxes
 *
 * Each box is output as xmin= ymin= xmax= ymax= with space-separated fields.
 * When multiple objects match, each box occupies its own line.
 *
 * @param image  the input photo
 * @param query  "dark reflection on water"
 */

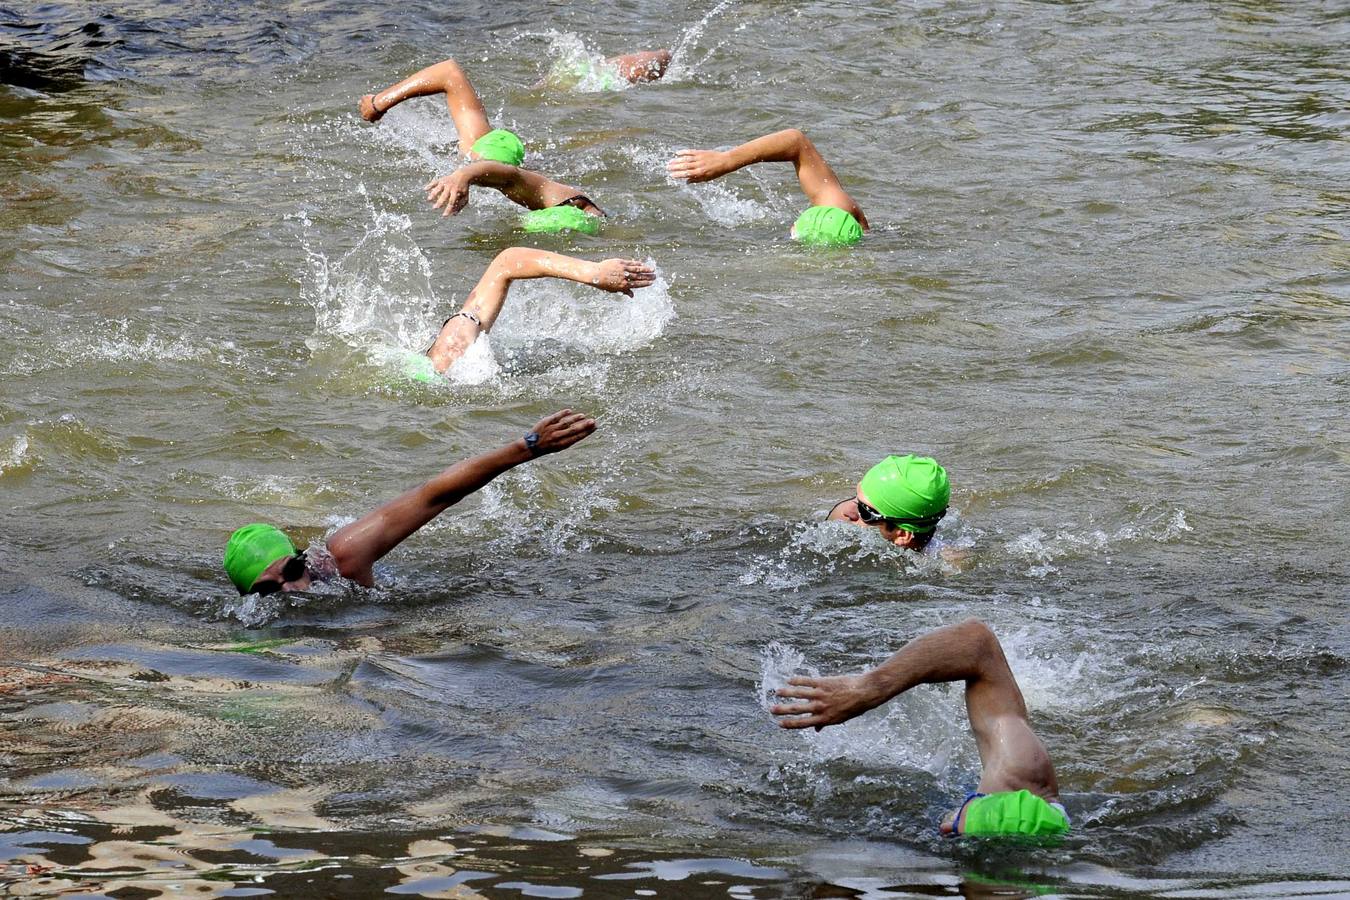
xmin=1 ymin=816 xmax=1348 ymax=898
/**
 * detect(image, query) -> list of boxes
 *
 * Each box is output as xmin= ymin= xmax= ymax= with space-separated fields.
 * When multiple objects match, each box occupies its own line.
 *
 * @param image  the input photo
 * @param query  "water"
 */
xmin=2 ymin=0 xmax=1348 ymax=896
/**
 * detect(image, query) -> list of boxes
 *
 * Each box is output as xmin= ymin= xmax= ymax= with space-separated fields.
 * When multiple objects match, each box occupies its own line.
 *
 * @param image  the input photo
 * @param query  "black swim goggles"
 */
xmin=854 ymin=497 xmax=947 ymax=532
xmin=251 ymin=551 xmax=307 ymax=597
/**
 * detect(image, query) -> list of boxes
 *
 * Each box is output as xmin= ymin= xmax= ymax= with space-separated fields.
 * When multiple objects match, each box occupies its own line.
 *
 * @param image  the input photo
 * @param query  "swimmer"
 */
xmin=359 ymin=53 xmax=669 ymax=231
xmin=828 ymin=455 xmax=948 ymax=552
xmin=666 ymin=128 xmax=869 ymax=245
xmin=423 ymin=247 xmax=656 ymax=375
xmin=223 ymin=409 xmax=596 ymax=595
xmin=771 ymin=618 xmax=1071 ymax=839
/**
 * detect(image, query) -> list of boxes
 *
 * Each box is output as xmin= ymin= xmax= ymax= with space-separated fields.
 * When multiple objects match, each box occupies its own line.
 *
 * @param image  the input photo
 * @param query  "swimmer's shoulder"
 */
xmin=826 ymin=498 xmax=859 ymax=522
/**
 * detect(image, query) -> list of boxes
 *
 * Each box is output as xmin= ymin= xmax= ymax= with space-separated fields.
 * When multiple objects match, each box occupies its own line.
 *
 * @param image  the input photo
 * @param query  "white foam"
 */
xmin=1004 ymin=507 xmax=1192 ymax=577
xmin=538 ymin=31 xmax=631 ymax=93
xmin=739 ymin=520 xmax=950 ymax=589
xmin=757 ymin=642 xmax=970 ymax=779
xmin=0 ymin=434 xmax=31 ymax=474
xmin=490 ymin=260 xmax=675 ymax=355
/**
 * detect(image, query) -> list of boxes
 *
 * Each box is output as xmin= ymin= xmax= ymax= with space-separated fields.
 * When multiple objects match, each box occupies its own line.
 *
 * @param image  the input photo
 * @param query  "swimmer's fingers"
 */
xmin=775 ymin=683 xmax=823 ymax=700
xmin=621 ymin=259 xmax=657 ymax=291
xmin=666 ymin=149 xmax=722 ymax=183
xmin=665 ymin=149 xmax=701 ymax=180
xmin=771 ymin=704 xmax=827 ymax=730
xmin=425 ymin=175 xmax=468 ymax=216
xmin=530 ymin=409 xmax=597 ymax=454
xmin=591 ymin=259 xmax=656 ymax=296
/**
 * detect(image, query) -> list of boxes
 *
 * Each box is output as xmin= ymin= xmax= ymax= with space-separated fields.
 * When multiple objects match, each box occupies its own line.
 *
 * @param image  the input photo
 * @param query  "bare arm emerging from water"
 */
xmin=360 ymin=57 xmax=493 ymax=154
xmin=359 ymin=50 xmax=670 ymax=140
xmin=666 ymin=128 xmax=867 ymax=229
xmin=324 ymin=410 xmax=596 ymax=586
xmin=426 ymin=247 xmax=655 ymax=374
xmin=771 ymin=618 xmax=1058 ymax=826
xmin=424 ymin=162 xmax=602 ymax=217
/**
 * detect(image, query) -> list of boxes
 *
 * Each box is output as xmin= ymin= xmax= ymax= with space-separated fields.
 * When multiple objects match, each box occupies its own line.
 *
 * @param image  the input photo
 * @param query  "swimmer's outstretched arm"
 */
xmin=771 ymin=618 xmax=1058 ymax=800
xmin=424 ymin=162 xmax=589 ymax=216
xmin=360 ymin=57 xmax=492 ymax=154
xmin=326 ymin=409 xmax=596 ymax=587
xmin=427 ymin=248 xmax=656 ymax=373
xmin=667 ymin=128 xmax=867 ymax=229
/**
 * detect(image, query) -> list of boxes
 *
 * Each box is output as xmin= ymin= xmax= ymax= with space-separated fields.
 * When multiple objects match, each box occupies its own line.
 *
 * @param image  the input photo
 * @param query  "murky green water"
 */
xmin=1 ymin=1 xmax=1347 ymax=896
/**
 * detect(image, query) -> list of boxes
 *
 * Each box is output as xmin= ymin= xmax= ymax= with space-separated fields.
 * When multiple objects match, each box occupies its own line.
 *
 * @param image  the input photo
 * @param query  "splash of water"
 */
xmin=667 ymin=0 xmax=741 ymax=81
xmin=538 ymin=32 xmax=629 ymax=93
xmin=1005 ymin=508 xmax=1192 ymax=577
xmin=739 ymin=520 xmax=950 ymax=589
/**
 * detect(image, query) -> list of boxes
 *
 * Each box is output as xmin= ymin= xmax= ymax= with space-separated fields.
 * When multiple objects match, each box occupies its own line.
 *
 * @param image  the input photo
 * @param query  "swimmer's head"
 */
xmin=223 ymin=522 xmax=296 ymax=595
xmin=856 ymin=454 xmax=949 ymax=550
xmin=791 ymin=205 xmax=863 ymax=246
xmin=948 ymin=790 xmax=1069 ymax=839
xmin=403 ymin=351 xmax=440 ymax=384
xmin=470 ymin=129 xmax=526 ymax=166
xmin=521 ymin=205 xmax=602 ymax=235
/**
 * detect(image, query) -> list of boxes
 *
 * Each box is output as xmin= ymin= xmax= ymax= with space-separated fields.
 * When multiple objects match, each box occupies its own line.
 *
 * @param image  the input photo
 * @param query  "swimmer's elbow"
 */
xmin=490 ymin=246 xmax=538 ymax=274
xmin=780 ymin=128 xmax=809 ymax=153
xmin=326 ymin=534 xmax=372 ymax=584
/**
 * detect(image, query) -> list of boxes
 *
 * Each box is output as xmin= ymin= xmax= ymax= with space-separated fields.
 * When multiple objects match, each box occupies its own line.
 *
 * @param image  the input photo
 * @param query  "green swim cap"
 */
xmin=791 ymin=205 xmax=863 ymax=246
xmin=223 ymin=523 xmax=296 ymax=595
xmin=470 ymin=128 xmax=525 ymax=166
xmin=961 ymin=790 xmax=1069 ymax=838
xmin=521 ymin=205 xmax=601 ymax=235
xmin=858 ymin=454 xmax=949 ymax=532
xmin=548 ymin=58 xmax=623 ymax=91
xmin=403 ymin=351 xmax=439 ymax=383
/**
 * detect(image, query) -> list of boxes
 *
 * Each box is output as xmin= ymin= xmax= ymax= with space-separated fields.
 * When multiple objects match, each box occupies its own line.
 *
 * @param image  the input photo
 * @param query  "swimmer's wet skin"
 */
xmin=424 ymin=162 xmax=606 ymax=226
xmin=222 ymin=410 xmax=597 ymax=593
xmin=423 ymin=247 xmax=655 ymax=375
xmin=359 ymin=54 xmax=662 ymax=228
xmin=827 ymin=454 xmax=949 ymax=552
xmin=666 ymin=128 xmax=868 ymax=242
xmin=771 ymin=618 xmax=1068 ymax=839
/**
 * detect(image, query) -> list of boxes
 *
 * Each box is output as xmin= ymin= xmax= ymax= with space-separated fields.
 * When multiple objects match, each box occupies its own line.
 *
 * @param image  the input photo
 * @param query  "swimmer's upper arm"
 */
xmin=462 ymin=162 xmax=566 ymax=211
xmin=790 ymin=130 xmax=867 ymax=230
xmin=325 ymin=531 xmax=376 ymax=587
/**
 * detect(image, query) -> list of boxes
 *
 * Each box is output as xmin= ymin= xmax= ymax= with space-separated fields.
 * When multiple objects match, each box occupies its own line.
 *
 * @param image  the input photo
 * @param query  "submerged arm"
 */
xmin=325 ymin=410 xmax=596 ymax=586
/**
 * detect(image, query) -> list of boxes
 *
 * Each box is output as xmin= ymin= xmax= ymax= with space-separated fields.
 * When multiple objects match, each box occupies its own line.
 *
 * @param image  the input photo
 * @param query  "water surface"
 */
xmin=1 ymin=0 xmax=1347 ymax=896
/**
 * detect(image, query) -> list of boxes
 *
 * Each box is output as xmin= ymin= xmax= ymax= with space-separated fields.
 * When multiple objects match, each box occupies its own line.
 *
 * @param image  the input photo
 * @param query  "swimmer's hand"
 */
xmin=359 ymin=94 xmax=385 ymax=123
xmin=528 ymin=408 xmax=597 ymax=455
xmin=771 ymin=674 xmax=883 ymax=731
xmin=666 ymin=149 xmax=732 ymax=184
xmin=425 ymin=172 xmax=471 ymax=216
xmin=588 ymin=259 xmax=656 ymax=297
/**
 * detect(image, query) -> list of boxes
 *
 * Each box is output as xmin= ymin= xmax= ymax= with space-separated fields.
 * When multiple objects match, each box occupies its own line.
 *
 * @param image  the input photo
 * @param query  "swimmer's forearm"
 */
xmin=726 ymin=128 xmax=808 ymax=169
xmin=859 ymin=619 xmax=991 ymax=703
xmin=491 ymin=248 xmax=599 ymax=286
xmin=372 ymin=58 xmax=471 ymax=111
xmin=460 ymin=163 xmax=568 ymax=210
xmin=326 ymin=441 xmax=529 ymax=579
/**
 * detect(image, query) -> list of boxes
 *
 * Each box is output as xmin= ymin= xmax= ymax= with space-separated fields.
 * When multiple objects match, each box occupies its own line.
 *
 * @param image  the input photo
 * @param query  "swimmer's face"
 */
xmin=249 ymin=552 xmax=312 ymax=596
xmin=855 ymin=487 xmax=925 ymax=550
